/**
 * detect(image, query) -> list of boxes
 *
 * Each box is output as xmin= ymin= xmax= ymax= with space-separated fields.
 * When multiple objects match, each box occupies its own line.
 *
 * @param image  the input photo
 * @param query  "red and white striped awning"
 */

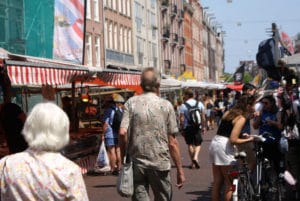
xmin=98 ymin=71 xmax=140 ymax=86
xmin=86 ymin=71 xmax=142 ymax=93
xmin=5 ymin=63 xmax=89 ymax=86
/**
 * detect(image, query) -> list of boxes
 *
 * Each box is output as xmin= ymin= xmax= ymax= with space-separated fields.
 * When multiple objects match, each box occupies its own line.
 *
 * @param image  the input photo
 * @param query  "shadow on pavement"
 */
xmin=186 ymin=186 xmax=212 ymax=201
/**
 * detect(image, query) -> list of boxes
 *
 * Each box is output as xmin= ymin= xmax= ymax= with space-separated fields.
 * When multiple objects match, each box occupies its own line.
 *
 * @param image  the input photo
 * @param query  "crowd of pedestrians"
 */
xmin=1 ymin=66 xmax=300 ymax=201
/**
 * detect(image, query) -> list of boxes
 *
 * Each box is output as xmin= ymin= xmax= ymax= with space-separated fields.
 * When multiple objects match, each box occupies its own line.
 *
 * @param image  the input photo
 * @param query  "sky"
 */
xmin=201 ymin=0 xmax=300 ymax=73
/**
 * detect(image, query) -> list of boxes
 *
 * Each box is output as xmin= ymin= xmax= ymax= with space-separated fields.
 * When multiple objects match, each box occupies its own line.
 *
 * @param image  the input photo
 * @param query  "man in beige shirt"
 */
xmin=119 ymin=67 xmax=185 ymax=201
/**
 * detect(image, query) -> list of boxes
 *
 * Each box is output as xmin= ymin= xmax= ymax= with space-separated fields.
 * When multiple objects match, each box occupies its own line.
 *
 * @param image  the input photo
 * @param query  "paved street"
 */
xmin=84 ymin=128 xmax=215 ymax=201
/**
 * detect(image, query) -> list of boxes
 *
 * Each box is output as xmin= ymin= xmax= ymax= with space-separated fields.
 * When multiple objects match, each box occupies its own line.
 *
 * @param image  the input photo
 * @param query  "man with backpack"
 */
xmin=180 ymin=88 xmax=206 ymax=169
xmin=101 ymin=93 xmax=125 ymax=175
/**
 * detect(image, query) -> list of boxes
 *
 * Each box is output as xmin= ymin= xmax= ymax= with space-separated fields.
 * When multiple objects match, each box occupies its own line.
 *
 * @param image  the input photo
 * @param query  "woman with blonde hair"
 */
xmin=0 ymin=102 xmax=88 ymax=201
xmin=209 ymin=95 xmax=256 ymax=201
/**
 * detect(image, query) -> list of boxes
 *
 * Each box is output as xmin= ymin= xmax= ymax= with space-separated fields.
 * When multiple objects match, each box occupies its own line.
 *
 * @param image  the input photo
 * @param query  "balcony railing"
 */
xmin=170 ymin=33 xmax=178 ymax=46
xmin=162 ymin=26 xmax=170 ymax=42
xmin=177 ymin=10 xmax=184 ymax=22
xmin=161 ymin=0 xmax=169 ymax=12
xmin=170 ymin=4 xmax=177 ymax=17
xmin=178 ymin=37 xmax=185 ymax=48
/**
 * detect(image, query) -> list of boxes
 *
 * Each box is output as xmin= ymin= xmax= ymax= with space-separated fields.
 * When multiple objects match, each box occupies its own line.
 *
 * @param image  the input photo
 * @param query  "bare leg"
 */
xmin=115 ymin=146 xmax=121 ymax=171
xmin=220 ymin=165 xmax=234 ymax=201
xmin=107 ymin=146 xmax=116 ymax=171
xmin=211 ymin=164 xmax=224 ymax=201
xmin=193 ymin=145 xmax=201 ymax=161
xmin=188 ymin=144 xmax=195 ymax=167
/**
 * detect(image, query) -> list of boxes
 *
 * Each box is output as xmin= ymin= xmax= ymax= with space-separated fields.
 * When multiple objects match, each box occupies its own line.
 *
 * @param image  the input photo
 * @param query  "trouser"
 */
xmin=132 ymin=164 xmax=172 ymax=201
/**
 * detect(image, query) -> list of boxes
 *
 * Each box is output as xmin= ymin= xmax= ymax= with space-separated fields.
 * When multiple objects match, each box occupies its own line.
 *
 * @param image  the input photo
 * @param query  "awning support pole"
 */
xmin=71 ymin=81 xmax=77 ymax=132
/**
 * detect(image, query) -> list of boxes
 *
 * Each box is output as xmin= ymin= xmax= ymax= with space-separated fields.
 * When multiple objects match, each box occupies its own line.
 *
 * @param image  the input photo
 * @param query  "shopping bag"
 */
xmin=96 ymin=141 xmax=110 ymax=167
xmin=116 ymin=156 xmax=133 ymax=197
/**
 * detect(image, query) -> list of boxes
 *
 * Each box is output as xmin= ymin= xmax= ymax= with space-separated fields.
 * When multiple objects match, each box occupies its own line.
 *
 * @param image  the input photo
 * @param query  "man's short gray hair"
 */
xmin=140 ymin=67 xmax=161 ymax=92
xmin=22 ymin=102 xmax=70 ymax=152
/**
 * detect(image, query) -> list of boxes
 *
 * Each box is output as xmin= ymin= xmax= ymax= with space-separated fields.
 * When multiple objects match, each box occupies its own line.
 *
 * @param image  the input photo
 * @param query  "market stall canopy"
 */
xmin=226 ymin=83 xmax=244 ymax=91
xmin=283 ymin=53 xmax=300 ymax=67
xmin=85 ymin=70 xmax=142 ymax=93
xmin=0 ymin=49 xmax=93 ymax=86
xmin=160 ymin=77 xmax=182 ymax=92
xmin=181 ymin=80 xmax=226 ymax=89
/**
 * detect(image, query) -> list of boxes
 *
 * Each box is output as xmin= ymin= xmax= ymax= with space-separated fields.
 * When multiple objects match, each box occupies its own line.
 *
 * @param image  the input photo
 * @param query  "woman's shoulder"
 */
xmin=232 ymin=114 xmax=246 ymax=124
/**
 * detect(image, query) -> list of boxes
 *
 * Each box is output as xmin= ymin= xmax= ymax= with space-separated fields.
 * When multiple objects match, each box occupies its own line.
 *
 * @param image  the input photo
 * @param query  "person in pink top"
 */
xmin=0 ymin=102 xmax=89 ymax=201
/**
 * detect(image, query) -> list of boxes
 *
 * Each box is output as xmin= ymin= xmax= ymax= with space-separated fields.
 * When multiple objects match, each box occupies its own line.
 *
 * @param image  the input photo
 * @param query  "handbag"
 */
xmin=116 ymin=155 xmax=133 ymax=197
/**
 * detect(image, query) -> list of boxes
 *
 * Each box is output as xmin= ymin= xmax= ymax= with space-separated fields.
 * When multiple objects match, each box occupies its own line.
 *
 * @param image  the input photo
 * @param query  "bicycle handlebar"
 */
xmin=251 ymin=134 xmax=266 ymax=142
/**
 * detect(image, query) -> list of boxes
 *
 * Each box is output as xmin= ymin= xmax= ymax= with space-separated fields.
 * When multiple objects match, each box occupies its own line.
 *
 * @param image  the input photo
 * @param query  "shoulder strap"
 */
xmin=184 ymin=102 xmax=192 ymax=109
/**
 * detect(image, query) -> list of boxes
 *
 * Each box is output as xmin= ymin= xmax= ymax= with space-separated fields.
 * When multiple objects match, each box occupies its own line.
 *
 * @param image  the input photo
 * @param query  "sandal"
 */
xmin=192 ymin=160 xmax=200 ymax=169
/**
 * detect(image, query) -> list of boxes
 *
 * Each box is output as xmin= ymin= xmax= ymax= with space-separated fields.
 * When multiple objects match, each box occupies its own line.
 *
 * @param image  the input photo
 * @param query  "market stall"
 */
xmin=0 ymin=49 xmax=102 ymax=174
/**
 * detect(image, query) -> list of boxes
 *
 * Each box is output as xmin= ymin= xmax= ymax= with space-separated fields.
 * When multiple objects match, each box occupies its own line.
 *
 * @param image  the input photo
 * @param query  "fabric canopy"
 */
xmin=6 ymin=64 xmax=88 ymax=86
xmin=226 ymin=83 xmax=244 ymax=91
xmin=86 ymin=71 xmax=142 ymax=93
xmin=0 ymin=49 xmax=91 ymax=86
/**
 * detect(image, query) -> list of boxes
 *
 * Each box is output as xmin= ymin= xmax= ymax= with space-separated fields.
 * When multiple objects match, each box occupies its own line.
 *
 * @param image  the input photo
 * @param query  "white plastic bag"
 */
xmin=117 ymin=156 xmax=133 ymax=197
xmin=96 ymin=141 xmax=110 ymax=167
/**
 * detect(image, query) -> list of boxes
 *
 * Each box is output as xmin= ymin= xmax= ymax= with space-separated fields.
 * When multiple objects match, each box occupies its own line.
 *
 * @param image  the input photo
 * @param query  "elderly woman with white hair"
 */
xmin=0 ymin=102 xmax=89 ymax=201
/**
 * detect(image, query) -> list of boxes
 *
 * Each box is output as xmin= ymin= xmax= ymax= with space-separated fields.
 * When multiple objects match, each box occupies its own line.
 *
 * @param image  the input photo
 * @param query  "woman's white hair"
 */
xmin=22 ymin=102 xmax=70 ymax=152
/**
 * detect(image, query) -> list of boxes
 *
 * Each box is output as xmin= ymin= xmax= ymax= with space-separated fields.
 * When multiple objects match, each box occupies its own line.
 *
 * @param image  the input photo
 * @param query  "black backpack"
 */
xmin=256 ymin=38 xmax=276 ymax=71
xmin=111 ymin=108 xmax=123 ymax=132
xmin=184 ymin=101 xmax=202 ymax=128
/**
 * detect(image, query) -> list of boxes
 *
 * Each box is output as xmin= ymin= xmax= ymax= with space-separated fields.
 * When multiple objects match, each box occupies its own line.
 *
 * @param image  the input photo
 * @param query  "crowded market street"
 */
xmin=84 ymin=128 xmax=215 ymax=201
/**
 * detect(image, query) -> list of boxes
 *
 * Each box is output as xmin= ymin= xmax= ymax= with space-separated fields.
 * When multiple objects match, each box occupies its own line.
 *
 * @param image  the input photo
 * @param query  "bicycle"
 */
xmin=230 ymin=151 xmax=255 ymax=201
xmin=230 ymin=133 xmax=285 ymax=201
xmin=253 ymin=132 xmax=289 ymax=201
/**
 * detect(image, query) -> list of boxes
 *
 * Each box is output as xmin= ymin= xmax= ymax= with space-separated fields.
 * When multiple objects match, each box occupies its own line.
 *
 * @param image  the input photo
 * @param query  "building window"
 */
xmin=112 ymin=0 xmax=116 ymax=11
xmin=137 ymin=37 xmax=144 ymax=65
xmin=124 ymin=27 xmax=127 ymax=53
xmin=95 ymin=36 xmax=101 ymax=67
xmin=150 ymin=12 xmax=156 ymax=39
xmin=85 ymin=33 xmax=92 ymax=65
xmin=135 ymin=2 xmax=142 ymax=33
xmin=123 ymin=0 xmax=126 ymax=15
xmin=114 ymin=23 xmax=118 ymax=50
xmin=86 ymin=0 xmax=91 ymax=19
xmin=151 ymin=0 xmax=155 ymax=9
xmin=120 ymin=26 xmax=123 ymax=52
xmin=127 ymin=0 xmax=131 ymax=17
xmin=93 ymin=0 xmax=99 ymax=21
xmin=109 ymin=22 xmax=113 ymax=49
xmin=104 ymin=20 xmax=108 ymax=47
xmin=128 ymin=29 xmax=132 ymax=53
xmin=118 ymin=0 xmax=122 ymax=13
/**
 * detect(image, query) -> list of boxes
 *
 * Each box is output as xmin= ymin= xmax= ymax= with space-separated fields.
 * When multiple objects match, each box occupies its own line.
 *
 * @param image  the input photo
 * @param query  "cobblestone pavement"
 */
xmin=84 ymin=128 xmax=215 ymax=201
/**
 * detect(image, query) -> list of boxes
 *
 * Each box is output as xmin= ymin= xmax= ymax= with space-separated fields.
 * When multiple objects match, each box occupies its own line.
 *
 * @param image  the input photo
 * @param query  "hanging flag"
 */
xmin=233 ymin=63 xmax=245 ymax=85
xmin=53 ymin=0 xmax=85 ymax=64
xmin=281 ymin=32 xmax=294 ymax=55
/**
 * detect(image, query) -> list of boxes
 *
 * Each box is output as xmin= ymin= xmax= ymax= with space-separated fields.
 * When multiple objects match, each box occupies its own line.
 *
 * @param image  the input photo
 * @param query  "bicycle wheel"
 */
xmin=237 ymin=175 xmax=254 ymax=201
xmin=261 ymin=168 xmax=281 ymax=201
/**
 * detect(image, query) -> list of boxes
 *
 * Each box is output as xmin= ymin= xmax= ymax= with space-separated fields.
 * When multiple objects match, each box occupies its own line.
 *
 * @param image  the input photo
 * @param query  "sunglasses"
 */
xmin=262 ymin=101 xmax=269 ymax=105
